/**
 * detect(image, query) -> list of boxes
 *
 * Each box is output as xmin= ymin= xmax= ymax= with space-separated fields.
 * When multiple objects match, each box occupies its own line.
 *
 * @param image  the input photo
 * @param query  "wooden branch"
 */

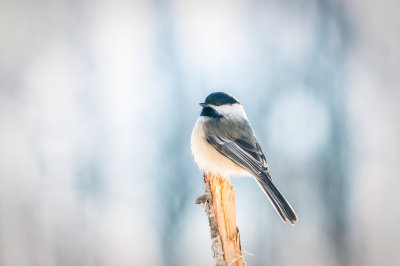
xmin=196 ymin=172 xmax=243 ymax=266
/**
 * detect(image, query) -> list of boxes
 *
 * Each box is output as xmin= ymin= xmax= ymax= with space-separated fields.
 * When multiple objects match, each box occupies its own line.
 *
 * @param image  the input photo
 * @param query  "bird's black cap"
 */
xmin=200 ymin=92 xmax=240 ymax=106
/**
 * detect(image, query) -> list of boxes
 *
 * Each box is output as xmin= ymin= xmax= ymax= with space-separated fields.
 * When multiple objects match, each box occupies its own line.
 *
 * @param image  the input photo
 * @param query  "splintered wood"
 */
xmin=196 ymin=172 xmax=243 ymax=266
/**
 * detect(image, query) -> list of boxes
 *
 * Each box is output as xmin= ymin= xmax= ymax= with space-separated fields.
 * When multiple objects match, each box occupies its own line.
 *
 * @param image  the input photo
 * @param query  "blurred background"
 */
xmin=1 ymin=0 xmax=399 ymax=265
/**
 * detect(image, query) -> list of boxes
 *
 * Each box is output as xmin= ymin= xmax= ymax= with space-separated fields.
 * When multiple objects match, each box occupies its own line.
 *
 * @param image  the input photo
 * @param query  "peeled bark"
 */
xmin=196 ymin=172 xmax=243 ymax=266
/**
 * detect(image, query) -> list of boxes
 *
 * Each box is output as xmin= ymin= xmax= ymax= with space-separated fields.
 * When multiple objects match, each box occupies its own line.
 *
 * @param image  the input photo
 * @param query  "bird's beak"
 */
xmin=199 ymin=103 xmax=208 ymax=107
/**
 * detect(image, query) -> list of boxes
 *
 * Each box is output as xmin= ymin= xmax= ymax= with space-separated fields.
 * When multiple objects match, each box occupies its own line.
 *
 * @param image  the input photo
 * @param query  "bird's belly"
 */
xmin=191 ymin=118 xmax=248 ymax=177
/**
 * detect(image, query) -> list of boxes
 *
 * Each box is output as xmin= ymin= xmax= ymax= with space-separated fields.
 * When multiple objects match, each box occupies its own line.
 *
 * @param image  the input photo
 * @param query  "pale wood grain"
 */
xmin=197 ymin=172 xmax=243 ymax=266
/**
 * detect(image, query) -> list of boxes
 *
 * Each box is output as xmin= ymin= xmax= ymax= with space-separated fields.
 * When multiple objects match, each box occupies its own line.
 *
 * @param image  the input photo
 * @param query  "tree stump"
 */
xmin=196 ymin=172 xmax=243 ymax=266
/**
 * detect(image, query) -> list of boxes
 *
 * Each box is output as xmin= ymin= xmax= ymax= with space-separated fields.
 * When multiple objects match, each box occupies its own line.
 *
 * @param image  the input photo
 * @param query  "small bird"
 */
xmin=191 ymin=92 xmax=297 ymax=225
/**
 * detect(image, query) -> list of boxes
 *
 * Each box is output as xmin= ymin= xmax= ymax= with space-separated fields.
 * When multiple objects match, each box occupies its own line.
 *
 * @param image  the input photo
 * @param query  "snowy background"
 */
xmin=1 ymin=0 xmax=399 ymax=265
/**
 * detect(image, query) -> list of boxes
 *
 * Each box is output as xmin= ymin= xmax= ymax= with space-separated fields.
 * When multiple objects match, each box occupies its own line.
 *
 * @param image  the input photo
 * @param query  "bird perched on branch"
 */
xmin=191 ymin=92 xmax=297 ymax=225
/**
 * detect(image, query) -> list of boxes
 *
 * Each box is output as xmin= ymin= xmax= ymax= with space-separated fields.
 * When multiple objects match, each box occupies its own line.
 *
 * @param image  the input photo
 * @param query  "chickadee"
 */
xmin=191 ymin=92 xmax=297 ymax=225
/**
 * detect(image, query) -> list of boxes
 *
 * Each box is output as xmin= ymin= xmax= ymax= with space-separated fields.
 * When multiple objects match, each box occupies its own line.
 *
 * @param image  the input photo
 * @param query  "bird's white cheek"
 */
xmin=212 ymin=104 xmax=248 ymax=120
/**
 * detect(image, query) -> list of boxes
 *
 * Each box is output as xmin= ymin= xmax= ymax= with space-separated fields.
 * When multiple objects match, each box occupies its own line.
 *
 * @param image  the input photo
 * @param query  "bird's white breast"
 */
xmin=191 ymin=117 xmax=249 ymax=178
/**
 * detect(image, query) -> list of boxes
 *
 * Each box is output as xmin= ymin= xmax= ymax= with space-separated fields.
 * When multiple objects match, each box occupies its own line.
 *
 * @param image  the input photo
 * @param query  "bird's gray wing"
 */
xmin=206 ymin=135 xmax=298 ymax=224
xmin=206 ymin=135 xmax=271 ymax=179
xmin=234 ymin=139 xmax=271 ymax=176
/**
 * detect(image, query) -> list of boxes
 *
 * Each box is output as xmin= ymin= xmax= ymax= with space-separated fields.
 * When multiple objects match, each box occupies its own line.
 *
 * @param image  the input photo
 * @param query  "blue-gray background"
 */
xmin=1 ymin=0 xmax=399 ymax=265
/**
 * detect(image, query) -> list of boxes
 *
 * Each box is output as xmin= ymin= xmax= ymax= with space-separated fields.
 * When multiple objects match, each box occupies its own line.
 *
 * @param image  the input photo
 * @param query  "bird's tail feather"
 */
xmin=255 ymin=173 xmax=297 ymax=225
